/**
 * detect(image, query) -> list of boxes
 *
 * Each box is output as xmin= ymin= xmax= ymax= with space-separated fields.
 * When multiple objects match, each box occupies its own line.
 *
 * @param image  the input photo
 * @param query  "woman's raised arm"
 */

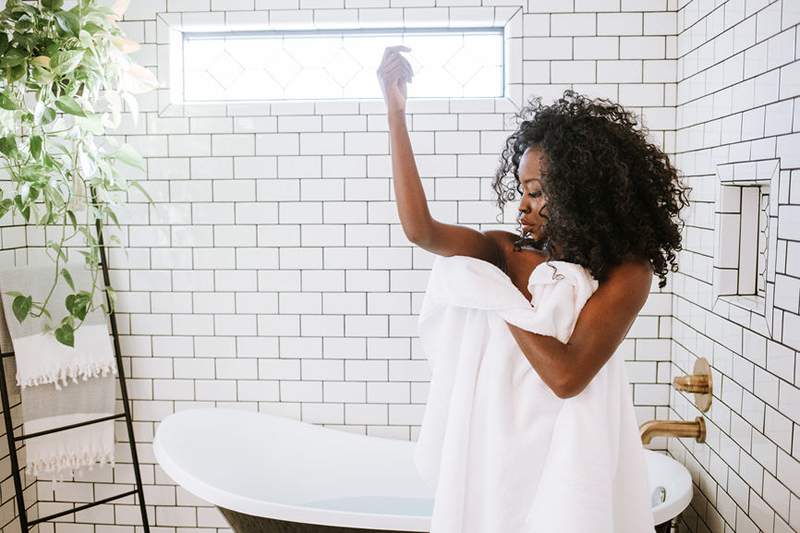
xmin=377 ymin=46 xmax=503 ymax=267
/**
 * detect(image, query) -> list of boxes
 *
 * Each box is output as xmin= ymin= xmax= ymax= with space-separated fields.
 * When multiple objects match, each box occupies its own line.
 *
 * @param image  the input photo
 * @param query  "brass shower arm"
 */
xmin=672 ymin=357 xmax=713 ymax=412
xmin=672 ymin=374 xmax=710 ymax=393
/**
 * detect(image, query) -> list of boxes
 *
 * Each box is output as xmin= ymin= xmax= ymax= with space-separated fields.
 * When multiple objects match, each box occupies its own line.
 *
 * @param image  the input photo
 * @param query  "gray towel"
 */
xmin=0 ymin=263 xmax=117 ymax=484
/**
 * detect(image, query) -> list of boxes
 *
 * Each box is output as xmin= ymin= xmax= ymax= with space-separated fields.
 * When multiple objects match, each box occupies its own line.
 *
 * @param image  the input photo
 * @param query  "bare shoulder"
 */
xmin=605 ymin=255 xmax=653 ymax=307
xmin=610 ymin=255 xmax=653 ymax=282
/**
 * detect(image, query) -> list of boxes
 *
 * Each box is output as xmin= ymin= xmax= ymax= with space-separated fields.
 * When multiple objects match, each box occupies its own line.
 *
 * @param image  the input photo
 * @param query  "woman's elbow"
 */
xmin=552 ymin=384 xmax=574 ymax=400
xmin=552 ymin=377 xmax=585 ymax=399
xmin=403 ymin=221 xmax=433 ymax=245
xmin=406 ymin=228 xmax=427 ymax=245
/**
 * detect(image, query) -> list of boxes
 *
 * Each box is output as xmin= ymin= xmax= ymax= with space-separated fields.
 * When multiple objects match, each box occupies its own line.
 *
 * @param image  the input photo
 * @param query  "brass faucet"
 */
xmin=639 ymin=357 xmax=711 ymax=445
xmin=640 ymin=416 xmax=706 ymax=445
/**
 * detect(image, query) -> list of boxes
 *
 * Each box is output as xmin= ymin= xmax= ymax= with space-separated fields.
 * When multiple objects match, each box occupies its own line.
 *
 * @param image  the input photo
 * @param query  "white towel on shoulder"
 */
xmin=414 ymin=254 xmax=655 ymax=533
xmin=0 ymin=263 xmax=117 ymax=484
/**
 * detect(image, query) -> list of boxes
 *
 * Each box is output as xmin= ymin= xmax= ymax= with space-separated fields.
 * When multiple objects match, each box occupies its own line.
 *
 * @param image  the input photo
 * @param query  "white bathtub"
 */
xmin=153 ymin=407 xmax=692 ymax=531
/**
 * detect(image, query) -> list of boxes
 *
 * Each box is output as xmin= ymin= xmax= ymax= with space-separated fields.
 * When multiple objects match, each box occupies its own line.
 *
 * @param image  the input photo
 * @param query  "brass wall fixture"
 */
xmin=673 ymin=357 xmax=712 ymax=412
xmin=639 ymin=358 xmax=711 ymax=445
xmin=640 ymin=416 xmax=706 ymax=445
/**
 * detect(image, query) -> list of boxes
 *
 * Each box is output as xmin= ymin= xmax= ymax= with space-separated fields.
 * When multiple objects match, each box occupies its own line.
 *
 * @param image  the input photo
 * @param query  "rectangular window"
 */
xmin=179 ymin=27 xmax=504 ymax=103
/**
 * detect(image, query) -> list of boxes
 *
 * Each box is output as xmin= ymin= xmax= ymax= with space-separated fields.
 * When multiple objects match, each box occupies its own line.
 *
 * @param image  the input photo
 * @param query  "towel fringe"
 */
xmin=16 ymin=359 xmax=118 ymax=391
xmin=27 ymin=448 xmax=115 ymax=480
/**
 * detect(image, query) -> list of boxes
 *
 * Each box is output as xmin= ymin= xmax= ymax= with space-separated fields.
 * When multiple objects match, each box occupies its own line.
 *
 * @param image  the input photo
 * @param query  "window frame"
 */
xmin=155 ymin=6 xmax=523 ymax=116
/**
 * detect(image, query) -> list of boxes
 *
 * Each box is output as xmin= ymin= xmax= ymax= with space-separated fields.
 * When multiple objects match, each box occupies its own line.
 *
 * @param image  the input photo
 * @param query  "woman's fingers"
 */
xmin=380 ymin=55 xmax=412 ymax=75
xmin=377 ymin=45 xmax=413 ymax=107
xmin=383 ymin=63 xmax=413 ymax=82
xmin=382 ymin=45 xmax=411 ymax=61
xmin=393 ymin=55 xmax=414 ymax=79
xmin=379 ymin=55 xmax=411 ymax=76
xmin=378 ymin=54 xmax=414 ymax=83
xmin=378 ymin=69 xmax=412 ymax=88
xmin=379 ymin=56 xmax=402 ymax=73
xmin=378 ymin=46 xmax=413 ymax=73
xmin=380 ymin=67 xmax=412 ymax=90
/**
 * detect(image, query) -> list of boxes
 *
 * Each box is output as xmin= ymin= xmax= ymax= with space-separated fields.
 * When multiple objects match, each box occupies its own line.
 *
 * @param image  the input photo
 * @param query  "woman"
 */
xmin=376 ymin=45 xmax=690 ymax=401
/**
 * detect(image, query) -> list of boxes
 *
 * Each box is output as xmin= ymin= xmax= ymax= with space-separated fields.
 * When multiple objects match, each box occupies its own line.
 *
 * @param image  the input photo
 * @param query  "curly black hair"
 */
xmin=492 ymin=89 xmax=692 ymax=289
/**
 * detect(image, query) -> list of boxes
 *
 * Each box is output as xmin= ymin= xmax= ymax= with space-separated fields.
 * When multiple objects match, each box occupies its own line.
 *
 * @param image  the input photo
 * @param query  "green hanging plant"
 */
xmin=0 ymin=0 xmax=157 ymax=346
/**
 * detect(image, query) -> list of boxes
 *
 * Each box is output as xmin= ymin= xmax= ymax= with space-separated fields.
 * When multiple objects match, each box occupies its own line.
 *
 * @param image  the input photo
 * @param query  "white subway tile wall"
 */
xmin=0 ymin=0 xmax=794 ymax=532
xmin=670 ymin=1 xmax=800 ymax=533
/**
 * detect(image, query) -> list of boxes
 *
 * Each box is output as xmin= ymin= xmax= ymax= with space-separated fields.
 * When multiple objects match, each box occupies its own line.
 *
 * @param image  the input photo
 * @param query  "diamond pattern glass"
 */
xmin=181 ymin=29 xmax=504 ymax=102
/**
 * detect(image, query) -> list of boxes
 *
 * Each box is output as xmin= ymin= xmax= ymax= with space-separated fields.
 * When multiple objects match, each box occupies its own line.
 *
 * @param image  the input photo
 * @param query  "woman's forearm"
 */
xmin=388 ymin=110 xmax=433 ymax=243
xmin=506 ymin=322 xmax=574 ymax=398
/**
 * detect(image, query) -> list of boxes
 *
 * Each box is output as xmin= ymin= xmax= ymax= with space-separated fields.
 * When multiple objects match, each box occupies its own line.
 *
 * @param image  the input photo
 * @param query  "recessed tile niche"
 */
xmin=712 ymin=158 xmax=779 ymax=338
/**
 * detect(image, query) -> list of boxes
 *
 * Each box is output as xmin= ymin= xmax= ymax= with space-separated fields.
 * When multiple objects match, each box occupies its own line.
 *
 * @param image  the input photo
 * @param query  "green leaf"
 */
xmin=54 ymin=96 xmax=86 ymax=117
xmin=0 ymin=47 xmax=26 ymax=68
xmin=48 ymin=241 xmax=66 ymax=261
xmin=55 ymin=11 xmax=81 ymax=37
xmin=54 ymin=323 xmax=75 ymax=347
xmin=27 ymin=184 xmax=39 ymax=204
xmin=0 ymin=199 xmax=13 ymax=219
xmin=9 ymin=2 xmax=38 ymax=19
xmin=6 ymin=64 xmax=26 ymax=83
xmin=78 ymin=29 xmax=93 ymax=48
xmin=0 ymin=92 xmax=16 ymax=110
xmin=11 ymin=295 xmax=31 ymax=323
xmin=66 ymin=291 xmax=90 ymax=320
xmin=61 ymin=268 xmax=75 ymax=290
xmin=113 ymin=143 xmax=145 ymax=171
xmin=75 ymin=301 xmax=90 ymax=321
xmin=30 ymin=135 xmax=42 ymax=159
xmin=13 ymin=194 xmax=29 ymax=222
xmin=0 ymin=136 xmax=19 ymax=158
xmin=41 ymin=106 xmax=56 ymax=124
xmin=67 ymin=209 xmax=78 ymax=229
xmin=83 ymin=21 xmax=104 ymax=35
xmin=42 ymin=0 xmax=64 ymax=10
xmin=51 ymin=50 xmax=84 ymax=76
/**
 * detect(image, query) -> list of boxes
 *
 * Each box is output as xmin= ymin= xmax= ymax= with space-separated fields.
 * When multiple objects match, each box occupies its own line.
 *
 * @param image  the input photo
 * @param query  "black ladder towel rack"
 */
xmin=0 ymin=188 xmax=150 ymax=532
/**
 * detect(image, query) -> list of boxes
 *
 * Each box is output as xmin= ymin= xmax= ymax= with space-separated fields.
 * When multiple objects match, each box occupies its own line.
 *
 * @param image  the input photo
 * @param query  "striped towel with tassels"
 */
xmin=0 ymin=263 xmax=117 ymax=487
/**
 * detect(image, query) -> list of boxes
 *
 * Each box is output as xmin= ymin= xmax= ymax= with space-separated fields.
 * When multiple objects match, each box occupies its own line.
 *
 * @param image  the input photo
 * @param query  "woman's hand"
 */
xmin=376 ymin=45 xmax=413 ymax=117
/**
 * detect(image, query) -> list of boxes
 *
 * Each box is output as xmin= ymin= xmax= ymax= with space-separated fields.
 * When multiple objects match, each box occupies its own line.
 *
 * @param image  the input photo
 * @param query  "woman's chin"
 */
xmin=516 ymin=233 xmax=545 ymax=249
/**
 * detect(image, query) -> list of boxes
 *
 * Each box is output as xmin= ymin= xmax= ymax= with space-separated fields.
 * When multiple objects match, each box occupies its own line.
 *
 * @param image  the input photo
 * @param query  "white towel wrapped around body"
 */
xmin=413 ymin=254 xmax=655 ymax=533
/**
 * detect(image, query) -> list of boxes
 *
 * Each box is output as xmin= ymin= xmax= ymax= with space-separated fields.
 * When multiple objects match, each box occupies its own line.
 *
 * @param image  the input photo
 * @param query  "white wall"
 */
xmin=669 ymin=1 xmax=800 ymax=532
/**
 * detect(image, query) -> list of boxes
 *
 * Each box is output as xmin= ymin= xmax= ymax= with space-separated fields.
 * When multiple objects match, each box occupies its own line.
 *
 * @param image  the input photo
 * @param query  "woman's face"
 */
xmin=516 ymin=146 xmax=549 ymax=242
